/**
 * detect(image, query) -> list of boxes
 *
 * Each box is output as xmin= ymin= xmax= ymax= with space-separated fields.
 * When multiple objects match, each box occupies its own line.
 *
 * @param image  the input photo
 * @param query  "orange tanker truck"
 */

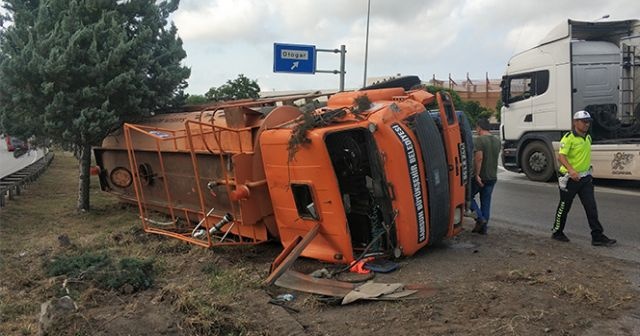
xmin=93 ymin=76 xmax=471 ymax=264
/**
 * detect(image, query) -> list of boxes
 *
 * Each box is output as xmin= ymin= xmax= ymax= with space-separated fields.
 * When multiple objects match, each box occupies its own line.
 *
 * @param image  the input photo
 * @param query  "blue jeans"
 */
xmin=470 ymin=179 xmax=497 ymax=224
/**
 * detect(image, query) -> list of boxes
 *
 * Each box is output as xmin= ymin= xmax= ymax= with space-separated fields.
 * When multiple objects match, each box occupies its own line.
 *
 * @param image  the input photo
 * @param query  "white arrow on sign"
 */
xmin=291 ymin=61 xmax=299 ymax=70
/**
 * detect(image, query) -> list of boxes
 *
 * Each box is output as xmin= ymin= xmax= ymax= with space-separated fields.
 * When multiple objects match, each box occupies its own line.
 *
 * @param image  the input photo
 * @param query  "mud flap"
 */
xmin=414 ymin=112 xmax=450 ymax=244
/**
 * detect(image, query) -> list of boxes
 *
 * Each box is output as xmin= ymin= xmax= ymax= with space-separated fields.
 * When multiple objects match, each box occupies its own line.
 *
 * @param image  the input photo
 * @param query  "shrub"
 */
xmin=44 ymin=252 xmax=154 ymax=293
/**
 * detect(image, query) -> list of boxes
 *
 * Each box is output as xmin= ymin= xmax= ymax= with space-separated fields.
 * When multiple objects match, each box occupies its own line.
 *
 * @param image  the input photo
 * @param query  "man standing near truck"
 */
xmin=471 ymin=118 xmax=501 ymax=234
xmin=551 ymin=111 xmax=616 ymax=246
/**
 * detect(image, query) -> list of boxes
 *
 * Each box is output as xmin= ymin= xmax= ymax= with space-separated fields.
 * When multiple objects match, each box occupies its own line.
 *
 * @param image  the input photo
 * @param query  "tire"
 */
xmin=414 ymin=113 xmax=450 ymax=245
xmin=521 ymin=141 xmax=555 ymax=182
xmin=361 ymin=75 xmax=421 ymax=91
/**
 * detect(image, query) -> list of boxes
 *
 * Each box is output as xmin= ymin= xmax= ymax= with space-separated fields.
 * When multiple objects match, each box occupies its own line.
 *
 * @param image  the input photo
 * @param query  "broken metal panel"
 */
xmin=273 ymin=270 xmax=436 ymax=305
xmin=341 ymin=282 xmax=405 ymax=305
xmin=274 ymin=270 xmax=353 ymax=297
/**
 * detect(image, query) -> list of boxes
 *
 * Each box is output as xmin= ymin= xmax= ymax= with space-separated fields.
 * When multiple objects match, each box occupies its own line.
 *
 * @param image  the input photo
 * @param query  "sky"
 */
xmin=173 ymin=0 xmax=640 ymax=94
xmin=1 ymin=1 xmax=638 ymax=94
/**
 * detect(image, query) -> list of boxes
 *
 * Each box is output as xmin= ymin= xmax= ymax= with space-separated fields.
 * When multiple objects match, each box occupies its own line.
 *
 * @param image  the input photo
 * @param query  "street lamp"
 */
xmin=363 ymin=0 xmax=371 ymax=87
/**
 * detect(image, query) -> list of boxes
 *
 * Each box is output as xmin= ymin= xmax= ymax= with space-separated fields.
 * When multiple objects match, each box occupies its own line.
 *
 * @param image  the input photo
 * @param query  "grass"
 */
xmin=0 ymin=151 xmax=268 ymax=336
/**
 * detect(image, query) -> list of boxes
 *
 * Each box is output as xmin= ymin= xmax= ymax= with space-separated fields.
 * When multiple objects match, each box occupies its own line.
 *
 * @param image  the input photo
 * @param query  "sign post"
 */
xmin=273 ymin=43 xmax=316 ymax=74
xmin=274 ymin=43 xmax=346 ymax=91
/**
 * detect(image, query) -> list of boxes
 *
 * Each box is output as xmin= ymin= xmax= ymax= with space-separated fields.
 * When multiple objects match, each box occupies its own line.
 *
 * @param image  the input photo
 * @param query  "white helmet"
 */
xmin=573 ymin=110 xmax=592 ymax=120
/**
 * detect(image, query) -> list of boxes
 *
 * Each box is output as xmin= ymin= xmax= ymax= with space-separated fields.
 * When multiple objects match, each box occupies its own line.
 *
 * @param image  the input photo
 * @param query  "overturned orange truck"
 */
xmin=93 ymin=77 xmax=472 ymax=264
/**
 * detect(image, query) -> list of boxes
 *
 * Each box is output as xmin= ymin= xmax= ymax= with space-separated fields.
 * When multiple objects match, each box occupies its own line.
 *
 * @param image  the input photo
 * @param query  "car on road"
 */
xmin=4 ymin=135 xmax=30 ymax=158
xmin=4 ymin=135 xmax=28 ymax=152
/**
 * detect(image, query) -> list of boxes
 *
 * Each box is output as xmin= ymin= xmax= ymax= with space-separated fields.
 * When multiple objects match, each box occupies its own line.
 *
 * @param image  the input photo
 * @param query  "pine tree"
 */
xmin=0 ymin=0 xmax=190 ymax=211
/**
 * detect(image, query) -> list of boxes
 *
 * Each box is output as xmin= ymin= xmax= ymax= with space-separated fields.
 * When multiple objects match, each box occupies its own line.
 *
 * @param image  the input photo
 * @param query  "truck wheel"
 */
xmin=521 ymin=141 xmax=555 ymax=182
xmin=414 ymin=112 xmax=450 ymax=245
xmin=361 ymin=75 xmax=421 ymax=91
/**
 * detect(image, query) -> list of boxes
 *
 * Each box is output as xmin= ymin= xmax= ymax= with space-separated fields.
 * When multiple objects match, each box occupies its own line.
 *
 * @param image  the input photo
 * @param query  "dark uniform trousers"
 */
xmin=553 ymin=175 xmax=604 ymax=238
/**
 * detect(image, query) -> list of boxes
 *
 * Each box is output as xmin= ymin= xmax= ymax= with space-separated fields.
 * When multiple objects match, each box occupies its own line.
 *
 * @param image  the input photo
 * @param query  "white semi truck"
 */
xmin=500 ymin=19 xmax=640 ymax=181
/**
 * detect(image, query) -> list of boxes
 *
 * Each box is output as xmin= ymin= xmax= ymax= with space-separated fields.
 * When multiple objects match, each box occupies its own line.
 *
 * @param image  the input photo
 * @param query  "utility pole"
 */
xmin=363 ymin=0 xmax=371 ymax=88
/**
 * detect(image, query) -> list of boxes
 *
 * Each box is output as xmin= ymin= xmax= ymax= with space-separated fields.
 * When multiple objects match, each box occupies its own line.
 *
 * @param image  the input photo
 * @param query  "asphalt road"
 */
xmin=0 ymin=136 xmax=44 ymax=179
xmin=489 ymin=167 xmax=640 ymax=264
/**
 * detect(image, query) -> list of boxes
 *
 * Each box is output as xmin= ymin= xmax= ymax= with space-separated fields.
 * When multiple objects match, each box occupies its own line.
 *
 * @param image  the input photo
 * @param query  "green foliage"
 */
xmin=205 ymin=74 xmax=260 ymax=102
xmin=99 ymin=258 xmax=154 ymax=291
xmin=423 ymin=85 xmax=494 ymax=125
xmin=0 ymin=0 xmax=190 ymax=210
xmin=495 ymin=98 xmax=503 ymax=123
xmin=423 ymin=85 xmax=465 ymax=111
xmin=44 ymin=252 xmax=155 ymax=293
xmin=185 ymin=94 xmax=210 ymax=105
xmin=0 ymin=0 xmax=190 ymax=145
xmin=464 ymin=100 xmax=493 ymax=126
xmin=45 ymin=252 xmax=111 ymax=277
xmin=183 ymin=75 xmax=261 ymax=106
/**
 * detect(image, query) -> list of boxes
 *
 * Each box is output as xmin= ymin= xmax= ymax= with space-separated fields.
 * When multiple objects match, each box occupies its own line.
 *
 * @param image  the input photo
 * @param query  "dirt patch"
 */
xmin=286 ymin=229 xmax=640 ymax=336
xmin=1 ymin=153 xmax=639 ymax=336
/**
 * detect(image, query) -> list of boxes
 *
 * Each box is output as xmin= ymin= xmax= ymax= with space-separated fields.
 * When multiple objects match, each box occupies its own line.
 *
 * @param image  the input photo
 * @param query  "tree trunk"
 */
xmin=77 ymin=144 xmax=92 ymax=212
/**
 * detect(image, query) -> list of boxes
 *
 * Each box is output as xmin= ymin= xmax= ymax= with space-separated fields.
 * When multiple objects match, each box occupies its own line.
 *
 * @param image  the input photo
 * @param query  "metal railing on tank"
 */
xmin=122 ymin=115 xmax=266 ymax=248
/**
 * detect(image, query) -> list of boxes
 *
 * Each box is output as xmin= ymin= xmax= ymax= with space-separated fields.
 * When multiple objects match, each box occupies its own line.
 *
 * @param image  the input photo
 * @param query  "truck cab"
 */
xmin=501 ymin=19 xmax=640 ymax=181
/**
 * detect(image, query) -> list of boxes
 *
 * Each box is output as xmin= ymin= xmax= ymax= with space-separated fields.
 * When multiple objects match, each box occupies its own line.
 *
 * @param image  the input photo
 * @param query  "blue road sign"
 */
xmin=273 ymin=43 xmax=316 ymax=74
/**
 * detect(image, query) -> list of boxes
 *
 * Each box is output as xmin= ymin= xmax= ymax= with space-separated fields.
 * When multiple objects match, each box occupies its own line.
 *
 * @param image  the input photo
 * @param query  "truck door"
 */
xmin=501 ymin=73 xmax=534 ymax=139
xmin=435 ymin=92 xmax=466 ymax=236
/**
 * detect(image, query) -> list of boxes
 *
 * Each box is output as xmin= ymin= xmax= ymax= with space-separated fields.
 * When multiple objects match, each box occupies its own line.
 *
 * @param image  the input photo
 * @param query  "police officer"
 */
xmin=551 ymin=110 xmax=616 ymax=246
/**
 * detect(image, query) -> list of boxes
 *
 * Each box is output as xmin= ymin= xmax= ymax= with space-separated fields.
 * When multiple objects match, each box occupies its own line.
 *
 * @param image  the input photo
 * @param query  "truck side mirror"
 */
xmin=500 ymin=77 xmax=510 ymax=107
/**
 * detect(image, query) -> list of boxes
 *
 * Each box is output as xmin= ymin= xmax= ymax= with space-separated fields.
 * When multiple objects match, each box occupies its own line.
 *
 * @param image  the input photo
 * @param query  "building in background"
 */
xmin=430 ymin=73 xmax=502 ymax=112
xmin=368 ymin=73 xmax=502 ymax=114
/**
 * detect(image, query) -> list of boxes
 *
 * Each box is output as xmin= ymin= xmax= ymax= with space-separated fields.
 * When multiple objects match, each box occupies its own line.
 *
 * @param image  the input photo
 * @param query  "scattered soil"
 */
xmin=1 ymin=153 xmax=639 ymax=336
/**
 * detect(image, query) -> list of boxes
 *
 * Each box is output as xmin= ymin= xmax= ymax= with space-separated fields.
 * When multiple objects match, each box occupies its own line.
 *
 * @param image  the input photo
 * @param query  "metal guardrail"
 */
xmin=0 ymin=151 xmax=55 ymax=208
